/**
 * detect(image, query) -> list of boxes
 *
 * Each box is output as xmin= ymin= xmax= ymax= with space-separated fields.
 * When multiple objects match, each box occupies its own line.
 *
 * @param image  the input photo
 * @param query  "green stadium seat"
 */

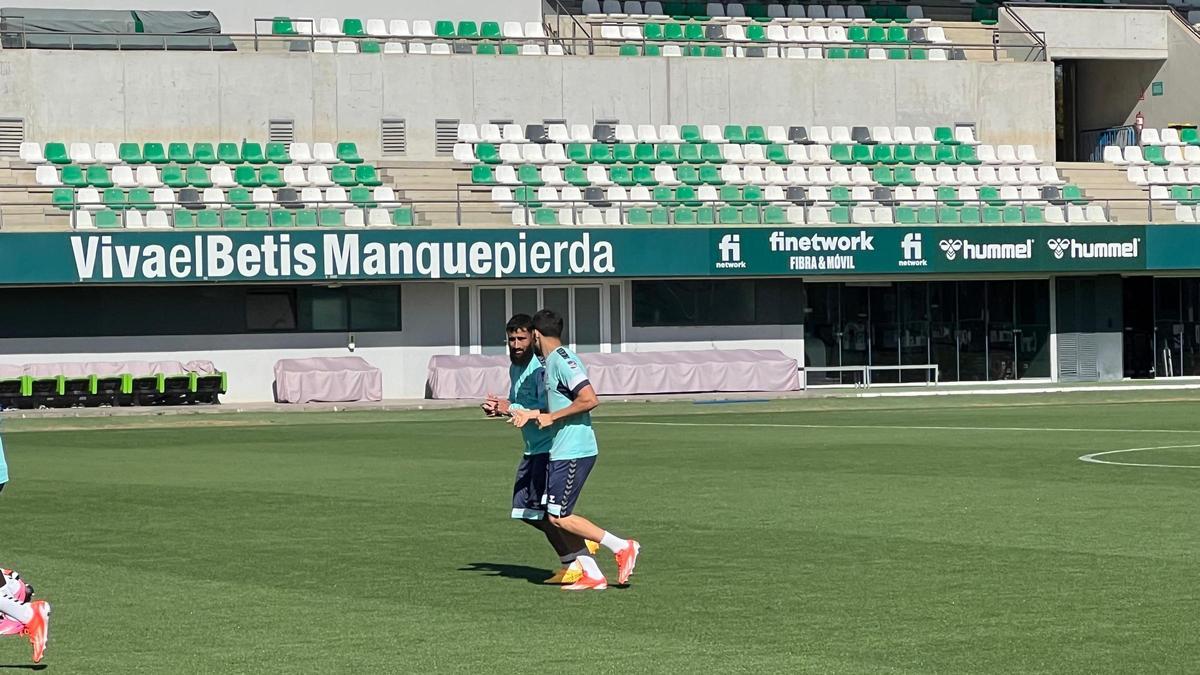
xmin=266 ymin=143 xmax=291 ymax=164
xmin=746 ymin=25 xmax=767 ymax=42
xmin=392 ymin=207 xmax=415 ymax=226
xmin=648 ymin=207 xmax=669 ymax=225
xmin=895 ymin=207 xmax=917 ymax=225
xmin=983 ymin=207 xmax=1004 ymax=224
xmin=677 ymin=165 xmax=701 ymax=185
xmin=1183 ymin=128 xmax=1200 ymax=145
xmin=349 ymin=187 xmax=375 ymax=208
xmin=743 ymin=185 xmax=765 ymax=204
xmin=678 ymin=144 xmax=701 ymax=164
xmin=643 ymin=45 xmax=662 ymax=57
xmin=664 ymin=23 xmax=685 ymax=41
xmin=960 ymin=206 xmax=981 ymax=225
xmin=259 ymin=166 xmax=284 ymax=188
xmin=144 ymin=143 xmax=168 ymax=164
xmin=873 ymin=145 xmax=896 ymax=165
xmin=831 ymin=145 xmax=853 ymax=164
xmin=957 ymin=145 xmax=981 ymax=165
xmin=246 ymin=210 xmax=270 ymax=228
xmin=173 ymin=210 xmax=197 ymax=229
xmin=831 ymin=206 xmax=851 ymax=224
xmin=652 ymin=186 xmax=673 ymax=204
xmin=566 ymin=144 xmax=589 ymax=164
xmin=646 ymin=23 xmax=666 ymax=41
xmin=52 ymin=188 xmax=76 ymax=210
xmin=972 ymin=6 xmax=999 ymax=24
xmin=222 ymin=211 xmax=246 ymax=228
xmin=680 ymin=125 xmax=702 ymax=143
xmin=867 ymin=26 xmax=886 ymax=43
xmin=910 ymin=48 xmax=928 ymax=61
xmin=917 ymin=206 xmax=938 ymax=225
xmin=766 ymin=144 xmax=791 ymax=165
xmin=355 ymin=165 xmax=382 ymax=187
xmin=831 ymin=186 xmax=853 ymax=205
xmin=272 ymin=17 xmax=297 ymax=35
xmin=720 ymin=185 xmax=744 ymax=205
xmin=1003 ymin=206 xmax=1024 ymax=224
xmin=475 ymin=144 xmax=500 ymax=164
xmin=873 ymin=167 xmax=896 ymax=187
xmin=331 ymin=165 xmax=357 ymax=187
xmin=95 ymin=209 xmax=122 ymax=229
xmin=685 ymin=24 xmax=707 ymax=42
xmin=939 ymin=206 xmax=961 ymax=224
xmin=565 ymin=166 xmax=589 ymax=186
xmin=635 ymin=144 xmax=658 ymax=164
xmin=476 ymin=43 xmax=497 ymax=55
xmin=718 ymin=206 xmax=742 ymax=225
xmin=887 ymin=26 xmax=908 ymax=43
xmin=764 ymin=206 xmax=787 ymax=225
xmin=852 ymin=145 xmax=875 ymax=165
xmin=889 ymin=6 xmax=912 ymax=24
xmin=296 ymin=210 xmax=318 ymax=228
xmin=435 ymin=20 xmax=455 ymax=38
xmin=848 ymin=26 xmax=867 ymax=43
xmin=619 ymin=44 xmax=639 ymax=57
xmin=867 ymin=5 xmax=889 ymax=22
xmin=518 ymin=165 xmax=544 ymax=186
xmin=186 ymin=166 xmax=211 ymax=188
xmin=217 ymin=142 xmax=241 ymax=164
xmin=699 ymin=165 xmax=722 ymax=185
xmin=741 ymin=205 xmax=761 ymax=224
xmin=457 ymin=21 xmax=479 ymax=39
xmin=703 ymin=46 xmax=724 ymax=58
xmin=887 ymin=49 xmax=906 ymax=60
xmin=676 ymin=185 xmax=700 ymax=206
xmin=724 ymin=126 xmax=746 ymax=144
xmin=193 ymin=143 xmax=217 ymax=164
xmin=673 ymin=207 xmax=696 ymax=225
xmin=700 ymin=143 xmax=725 ymax=164
xmin=481 ymin=22 xmax=502 ymax=39
xmin=235 ymin=165 xmax=261 ymax=187
xmin=614 ymin=144 xmax=636 ymax=164
xmin=45 ymin=143 xmax=70 ymax=165
xmin=591 ymin=144 xmax=615 ymax=165
xmin=342 ymin=18 xmax=365 ymax=36
xmin=61 ymin=165 xmax=85 ymax=188
xmin=657 ymin=144 xmax=681 ymax=164
xmin=695 ymin=206 xmax=715 ymax=225
xmin=894 ymin=166 xmax=918 ymax=187
xmin=319 ymin=209 xmax=343 ymax=227
xmin=168 ymin=142 xmax=194 ymax=164
xmin=102 ymin=188 xmax=126 ymax=209
xmin=197 ymin=211 xmax=221 ymax=228
xmin=271 ymin=210 xmax=295 ymax=227
xmin=128 ymin=187 xmax=153 ymax=210
xmin=500 ymin=44 xmax=520 ymax=55
xmin=914 ymin=145 xmax=937 ymax=164
xmin=938 ymin=186 xmax=961 ymax=207
xmin=746 ymin=126 xmax=768 ymax=144
xmin=935 ymin=145 xmax=960 ymax=165
xmin=162 ymin=166 xmax=186 ymax=188
xmin=118 ymin=143 xmax=145 ymax=164
xmin=1063 ymin=184 xmax=1086 ymax=204
xmin=1024 ymin=206 xmax=1045 ymax=224
xmin=1143 ymin=146 xmax=1168 ymax=166
xmin=242 ymin=142 xmax=266 ymax=164
xmin=228 ymin=188 xmax=253 ymax=210
xmin=611 ymin=166 xmax=634 ymax=186
xmin=86 ymin=165 xmax=113 ymax=188
xmin=980 ymin=186 xmax=1003 ymax=206
xmin=934 ymin=127 xmax=958 ymax=145
xmin=471 ymin=165 xmax=495 ymax=184
xmin=533 ymin=208 xmax=557 ymax=226
xmin=894 ymin=145 xmax=917 ymax=165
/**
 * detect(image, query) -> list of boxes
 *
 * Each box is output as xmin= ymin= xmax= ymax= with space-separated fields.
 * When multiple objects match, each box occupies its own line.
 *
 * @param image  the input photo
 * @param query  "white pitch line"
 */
xmin=1079 ymin=444 xmax=1200 ymax=469
xmin=601 ymin=421 xmax=1200 ymax=435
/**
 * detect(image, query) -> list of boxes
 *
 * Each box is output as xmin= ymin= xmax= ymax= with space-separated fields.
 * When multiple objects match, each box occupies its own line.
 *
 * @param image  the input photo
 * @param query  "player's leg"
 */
xmin=545 ymin=457 xmax=642 ymax=586
xmin=0 ymin=579 xmax=49 ymax=663
xmin=512 ymin=453 xmax=585 ymax=583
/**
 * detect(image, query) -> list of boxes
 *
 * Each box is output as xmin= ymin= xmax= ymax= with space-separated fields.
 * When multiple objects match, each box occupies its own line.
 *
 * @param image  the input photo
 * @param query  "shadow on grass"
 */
xmin=0 ymin=665 xmax=47 ymax=670
xmin=459 ymin=562 xmax=551 ymax=585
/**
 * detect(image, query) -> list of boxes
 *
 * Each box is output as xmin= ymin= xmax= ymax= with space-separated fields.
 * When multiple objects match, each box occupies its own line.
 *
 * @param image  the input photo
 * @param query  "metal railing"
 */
xmin=1079 ymin=125 xmax=1137 ymax=163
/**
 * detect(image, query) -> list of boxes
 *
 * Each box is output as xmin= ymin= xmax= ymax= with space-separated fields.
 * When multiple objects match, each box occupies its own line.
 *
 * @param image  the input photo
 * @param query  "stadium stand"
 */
xmin=459 ymin=121 xmax=1100 ymax=225
xmin=20 ymin=141 xmax=416 ymax=229
xmin=1102 ymin=127 xmax=1200 ymax=218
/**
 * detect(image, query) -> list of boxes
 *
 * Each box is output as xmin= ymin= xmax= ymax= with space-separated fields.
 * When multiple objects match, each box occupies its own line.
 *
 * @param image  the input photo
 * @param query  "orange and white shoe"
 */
xmin=543 ymin=561 xmax=584 ymax=585
xmin=615 ymin=540 xmax=641 ymax=585
xmin=25 ymin=600 xmax=49 ymax=663
xmin=561 ymin=573 xmax=607 ymax=591
xmin=585 ymin=539 xmax=600 ymax=555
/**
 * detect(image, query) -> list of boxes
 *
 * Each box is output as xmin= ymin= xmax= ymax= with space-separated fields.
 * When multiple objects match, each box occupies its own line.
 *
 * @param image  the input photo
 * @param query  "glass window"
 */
xmin=543 ymin=287 xmax=570 ymax=344
xmin=574 ymin=287 xmax=602 ymax=353
xmin=457 ymin=286 xmax=471 ymax=351
xmin=899 ymin=282 xmax=932 ymax=383
xmin=987 ymin=281 xmax=1016 ymax=380
xmin=511 ymin=288 xmax=539 ymax=318
xmin=479 ymin=288 xmax=508 ymax=355
xmin=929 ymin=281 xmax=958 ymax=382
xmin=245 ymin=291 xmax=297 ymax=331
xmin=307 ymin=287 xmax=348 ymax=331
xmin=804 ymin=284 xmax=841 ymax=385
xmin=868 ymin=285 xmax=899 ymax=383
xmin=957 ymin=281 xmax=987 ymax=381
xmin=348 ymin=286 xmax=400 ymax=332
xmin=1015 ymin=280 xmax=1050 ymax=378
xmin=632 ymin=280 xmax=804 ymax=327
xmin=1156 ymin=278 xmax=1183 ymax=377
xmin=609 ymin=285 xmax=623 ymax=352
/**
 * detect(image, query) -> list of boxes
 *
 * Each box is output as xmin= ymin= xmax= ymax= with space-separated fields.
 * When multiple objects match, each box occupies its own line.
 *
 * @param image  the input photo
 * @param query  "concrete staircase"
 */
xmin=0 ymin=160 xmax=67 ymax=231
xmin=378 ymin=161 xmax=509 ymax=227
xmin=1055 ymin=161 xmax=1166 ymax=224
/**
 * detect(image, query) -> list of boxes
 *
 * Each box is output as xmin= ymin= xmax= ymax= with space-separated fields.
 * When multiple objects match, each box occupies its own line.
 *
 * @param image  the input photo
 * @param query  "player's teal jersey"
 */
xmin=508 ymin=357 xmax=553 ymax=455
xmin=544 ymin=346 xmax=598 ymax=460
xmin=0 ymin=429 xmax=9 ymax=484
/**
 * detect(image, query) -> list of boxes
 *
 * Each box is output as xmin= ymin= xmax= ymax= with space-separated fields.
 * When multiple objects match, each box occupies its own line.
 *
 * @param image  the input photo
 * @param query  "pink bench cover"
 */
xmin=274 ymin=357 xmax=382 ymax=403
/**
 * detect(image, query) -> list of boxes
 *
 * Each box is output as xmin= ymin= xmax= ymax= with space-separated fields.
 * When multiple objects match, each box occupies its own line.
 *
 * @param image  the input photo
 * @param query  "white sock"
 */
xmin=600 ymin=531 xmax=628 ymax=554
xmin=0 ymin=573 xmax=21 ymax=599
xmin=576 ymin=555 xmax=603 ymax=579
xmin=0 ymin=594 xmax=31 ymax=624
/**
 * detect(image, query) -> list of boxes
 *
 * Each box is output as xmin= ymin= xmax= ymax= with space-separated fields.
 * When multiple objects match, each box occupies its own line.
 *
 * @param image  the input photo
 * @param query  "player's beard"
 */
xmin=509 ymin=347 xmax=533 ymax=366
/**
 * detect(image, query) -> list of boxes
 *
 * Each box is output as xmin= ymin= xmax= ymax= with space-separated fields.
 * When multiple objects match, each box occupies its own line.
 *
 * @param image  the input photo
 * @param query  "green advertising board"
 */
xmin=0 ymin=224 xmax=1182 ymax=286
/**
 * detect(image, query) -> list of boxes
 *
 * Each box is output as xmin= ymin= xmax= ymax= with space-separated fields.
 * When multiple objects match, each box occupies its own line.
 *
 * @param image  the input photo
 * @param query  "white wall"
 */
xmin=5 ymin=1 xmax=544 ymax=34
xmin=0 ymin=282 xmax=457 ymax=402
xmin=1008 ymin=6 xmax=1169 ymax=59
xmin=624 ymin=325 xmax=804 ymax=363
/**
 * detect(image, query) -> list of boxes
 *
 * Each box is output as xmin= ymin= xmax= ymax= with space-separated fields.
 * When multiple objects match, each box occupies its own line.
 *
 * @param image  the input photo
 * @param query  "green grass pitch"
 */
xmin=1 ymin=391 xmax=1199 ymax=673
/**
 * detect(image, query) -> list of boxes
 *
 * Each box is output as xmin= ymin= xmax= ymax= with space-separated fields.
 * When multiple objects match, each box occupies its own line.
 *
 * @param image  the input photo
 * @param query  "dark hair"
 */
xmin=506 ymin=313 xmax=533 ymax=334
xmin=531 ymin=309 xmax=564 ymax=338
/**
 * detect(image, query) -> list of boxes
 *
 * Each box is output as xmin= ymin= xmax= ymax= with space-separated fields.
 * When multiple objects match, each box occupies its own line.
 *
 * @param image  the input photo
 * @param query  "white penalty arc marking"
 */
xmin=1078 ymin=443 xmax=1200 ymax=469
xmin=601 ymin=421 xmax=1200 ymax=435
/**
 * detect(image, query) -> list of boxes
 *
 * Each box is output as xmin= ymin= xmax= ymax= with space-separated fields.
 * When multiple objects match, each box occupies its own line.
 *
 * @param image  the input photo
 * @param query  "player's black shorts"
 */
xmin=511 ymin=453 xmax=549 ymax=520
xmin=544 ymin=456 xmax=597 ymax=517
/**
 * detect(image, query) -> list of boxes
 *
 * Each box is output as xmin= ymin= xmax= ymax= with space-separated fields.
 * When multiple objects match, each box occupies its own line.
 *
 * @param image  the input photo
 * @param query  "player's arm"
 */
xmin=542 ymin=383 xmax=598 ymax=426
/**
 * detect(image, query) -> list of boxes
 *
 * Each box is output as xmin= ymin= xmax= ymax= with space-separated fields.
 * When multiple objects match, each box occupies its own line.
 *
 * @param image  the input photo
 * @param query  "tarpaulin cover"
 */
xmin=273 ymin=357 xmax=383 ymax=404
xmin=426 ymin=349 xmax=801 ymax=399
xmin=1 ymin=8 xmax=231 ymax=50
xmin=2 ymin=360 xmax=216 ymax=378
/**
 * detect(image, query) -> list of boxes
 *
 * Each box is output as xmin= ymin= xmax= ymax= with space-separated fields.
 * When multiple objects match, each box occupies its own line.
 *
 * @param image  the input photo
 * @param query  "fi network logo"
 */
xmin=716 ymin=233 xmax=747 ymax=269
xmin=899 ymin=232 xmax=927 ymax=267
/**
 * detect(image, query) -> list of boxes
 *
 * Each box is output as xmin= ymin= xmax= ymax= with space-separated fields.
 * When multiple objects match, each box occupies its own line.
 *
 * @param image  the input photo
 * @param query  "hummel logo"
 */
xmin=939 ymin=239 xmax=964 ymax=260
